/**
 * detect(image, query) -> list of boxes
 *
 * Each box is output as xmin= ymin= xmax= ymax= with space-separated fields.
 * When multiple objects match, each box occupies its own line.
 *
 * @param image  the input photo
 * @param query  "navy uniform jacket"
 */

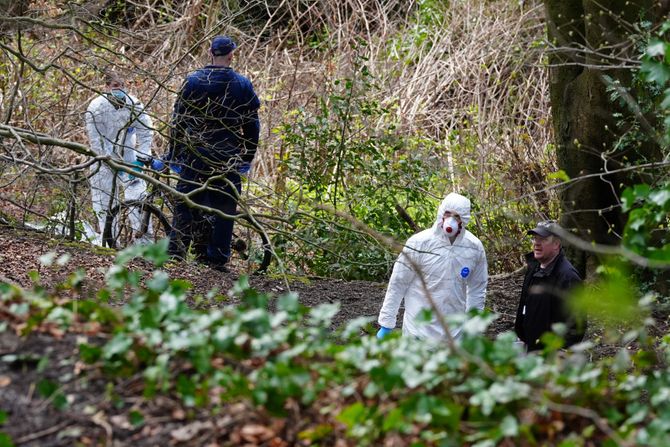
xmin=514 ymin=250 xmax=585 ymax=351
xmin=168 ymin=65 xmax=260 ymax=180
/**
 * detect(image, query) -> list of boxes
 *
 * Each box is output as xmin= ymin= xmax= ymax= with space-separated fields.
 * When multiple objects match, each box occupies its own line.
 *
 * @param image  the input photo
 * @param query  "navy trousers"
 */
xmin=168 ymin=171 xmax=242 ymax=264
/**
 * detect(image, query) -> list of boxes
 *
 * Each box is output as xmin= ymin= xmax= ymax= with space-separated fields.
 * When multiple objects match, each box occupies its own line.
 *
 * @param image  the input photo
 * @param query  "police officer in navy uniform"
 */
xmin=514 ymin=220 xmax=586 ymax=351
xmin=167 ymin=36 xmax=261 ymax=271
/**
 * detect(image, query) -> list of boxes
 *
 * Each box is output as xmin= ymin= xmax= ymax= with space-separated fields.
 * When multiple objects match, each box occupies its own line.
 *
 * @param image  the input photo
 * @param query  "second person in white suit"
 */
xmin=377 ymin=192 xmax=488 ymax=340
xmin=84 ymin=69 xmax=154 ymax=244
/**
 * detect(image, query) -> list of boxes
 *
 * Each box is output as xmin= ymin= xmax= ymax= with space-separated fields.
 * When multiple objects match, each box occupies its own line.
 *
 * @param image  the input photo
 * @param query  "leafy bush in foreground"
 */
xmin=1 ymin=241 xmax=670 ymax=446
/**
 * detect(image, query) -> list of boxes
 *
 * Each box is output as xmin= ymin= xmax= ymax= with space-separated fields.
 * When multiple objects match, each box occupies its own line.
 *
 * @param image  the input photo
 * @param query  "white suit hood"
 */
xmin=435 ymin=192 xmax=471 ymax=228
xmin=378 ymin=193 xmax=488 ymax=340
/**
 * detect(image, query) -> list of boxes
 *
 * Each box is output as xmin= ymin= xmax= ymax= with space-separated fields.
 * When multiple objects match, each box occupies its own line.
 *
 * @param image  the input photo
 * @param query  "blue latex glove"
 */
xmin=239 ymin=162 xmax=251 ymax=175
xmin=170 ymin=163 xmax=183 ymax=174
xmin=376 ymin=326 xmax=393 ymax=339
xmin=151 ymin=159 xmax=165 ymax=171
xmin=127 ymin=160 xmax=143 ymax=180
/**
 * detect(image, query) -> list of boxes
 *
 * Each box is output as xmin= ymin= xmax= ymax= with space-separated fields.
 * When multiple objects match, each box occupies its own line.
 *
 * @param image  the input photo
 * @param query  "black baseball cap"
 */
xmin=527 ymin=220 xmax=559 ymax=238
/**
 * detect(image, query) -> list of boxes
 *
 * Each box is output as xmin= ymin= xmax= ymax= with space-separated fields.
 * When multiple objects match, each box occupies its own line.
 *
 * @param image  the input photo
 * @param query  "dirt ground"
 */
xmin=0 ymin=224 xmax=528 ymax=446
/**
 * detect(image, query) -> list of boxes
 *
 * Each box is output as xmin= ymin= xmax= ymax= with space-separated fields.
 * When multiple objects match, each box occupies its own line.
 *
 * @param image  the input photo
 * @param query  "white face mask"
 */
xmin=442 ymin=216 xmax=460 ymax=236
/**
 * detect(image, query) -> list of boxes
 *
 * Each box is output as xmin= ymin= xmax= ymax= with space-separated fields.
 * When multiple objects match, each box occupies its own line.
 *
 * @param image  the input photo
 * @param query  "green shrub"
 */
xmin=2 ymin=236 xmax=670 ymax=445
xmin=272 ymin=50 xmax=449 ymax=279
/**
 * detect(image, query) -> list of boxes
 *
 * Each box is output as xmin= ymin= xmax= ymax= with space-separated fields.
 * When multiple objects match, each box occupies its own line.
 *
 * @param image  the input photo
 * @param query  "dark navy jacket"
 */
xmin=168 ymin=65 xmax=260 ymax=180
xmin=514 ymin=250 xmax=585 ymax=351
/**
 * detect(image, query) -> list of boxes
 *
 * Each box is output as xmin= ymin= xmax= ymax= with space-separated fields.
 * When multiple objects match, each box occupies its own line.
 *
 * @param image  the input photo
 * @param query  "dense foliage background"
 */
xmin=0 ymin=0 xmax=558 ymax=279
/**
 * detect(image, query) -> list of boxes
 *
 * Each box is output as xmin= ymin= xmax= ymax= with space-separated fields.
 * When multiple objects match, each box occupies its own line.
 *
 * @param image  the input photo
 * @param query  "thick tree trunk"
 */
xmin=544 ymin=0 xmax=662 ymax=276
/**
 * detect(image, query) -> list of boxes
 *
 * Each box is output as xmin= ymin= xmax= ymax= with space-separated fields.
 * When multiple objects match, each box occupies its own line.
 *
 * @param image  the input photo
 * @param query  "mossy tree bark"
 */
xmin=543 ymin=0 xmax=665 ymax=275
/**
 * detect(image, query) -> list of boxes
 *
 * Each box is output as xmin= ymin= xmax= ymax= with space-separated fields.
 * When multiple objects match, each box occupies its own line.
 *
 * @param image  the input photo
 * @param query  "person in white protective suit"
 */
xmin=377 ymin=192 xmax=488 ymax=340
xmin=84 ymin=69 xmax=154 ymax=243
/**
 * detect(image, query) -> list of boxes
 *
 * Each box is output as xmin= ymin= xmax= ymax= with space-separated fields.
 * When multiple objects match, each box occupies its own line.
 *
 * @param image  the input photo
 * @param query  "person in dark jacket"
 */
xmin=167 ymin=35 xmax=260 ymax=271
xmin=514 ymin=220 xmax=585 ymax=351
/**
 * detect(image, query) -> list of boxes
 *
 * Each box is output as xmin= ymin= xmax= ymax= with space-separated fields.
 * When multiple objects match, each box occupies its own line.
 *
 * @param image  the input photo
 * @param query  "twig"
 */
xmin=541 ymin=398 xmax=632 ymax=447
xmin=14 ymin=420 xmax=73 ymax=444
xmin=548 ymin=223 xmax=670 ymax=270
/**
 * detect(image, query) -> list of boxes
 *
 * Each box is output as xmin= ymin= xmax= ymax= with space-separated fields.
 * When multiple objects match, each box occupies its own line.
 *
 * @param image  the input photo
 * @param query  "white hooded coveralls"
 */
xmin=85 ymin=92 xmax=153 ymax=239
xmin=378 ymin=193 xmax=488 ymax=340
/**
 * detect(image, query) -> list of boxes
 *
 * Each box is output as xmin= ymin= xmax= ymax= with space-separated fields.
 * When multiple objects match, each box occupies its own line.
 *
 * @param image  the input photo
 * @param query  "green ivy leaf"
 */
xmin=382 ymin=407 xmax=404 ymax=432
xmin=646 ymin=38 xmax=667 ymax=57
xmin=647 ymin=245 xmax=670 ymax=261
xmin=115 ymin=239 xmax=170 ymax=268
xmin=641 ymin=59 xmax=670 ymax=85
xmin=277 ymin=292 xmax=300 ymax=314
xmin=36 ymin=379 xmax=58 ymax=398
xmin=571 ymin=262 xmax=642 ymax=329
xmin=176 ymin=374 xmax=196 ymax=407
xmin=129 ymin=410 xmax=144 ymax=427
xmin=0 ymin=433 xmax=15 ymax=447
xmin=36 ymin=379 xmax=68 ymax=410
xmin=146 ymin=271 xmax=170 ymax=293
xmin=79 ymin=343 xmax=102 ymax=363
xmin=621 ymin=187 xmax=635 ymax=212
xmin=341 ymin=316 xmax=374 ymax=339
xmin=649 ymin=187 xmax=670 ymax=207
xmin=621 ymin=184 xmax=651 ymax=212
xmin=191 ymin=345 xmax=213 ymax=374
xmin=36 ymin=356 xmax=49 ymax=373
xmin=500 ymin=415 xmax=519 ymax=437
xmin=417 ymin=308 xmax=433 ymax=323
xmin=308 ymin=303 xmax=340 ymax=326
xmin=461 ymin=313 xmax=497 ymax=335
xmin=103 ymin=333 xmax=133 ymax=359
xmin=337 ymin=402 xmax=367 ymax=428
xmin=660 ymin=88 xmax=670 ymax=109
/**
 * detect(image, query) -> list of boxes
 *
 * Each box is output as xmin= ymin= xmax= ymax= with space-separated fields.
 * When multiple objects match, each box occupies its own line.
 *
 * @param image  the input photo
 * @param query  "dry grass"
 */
xmin=1 ymin=0 xmax=556 ymax=274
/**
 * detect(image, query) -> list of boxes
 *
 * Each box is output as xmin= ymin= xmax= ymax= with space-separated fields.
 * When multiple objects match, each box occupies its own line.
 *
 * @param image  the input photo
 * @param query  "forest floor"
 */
xmin=0 ymin=224 xmax=619 ymax=446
